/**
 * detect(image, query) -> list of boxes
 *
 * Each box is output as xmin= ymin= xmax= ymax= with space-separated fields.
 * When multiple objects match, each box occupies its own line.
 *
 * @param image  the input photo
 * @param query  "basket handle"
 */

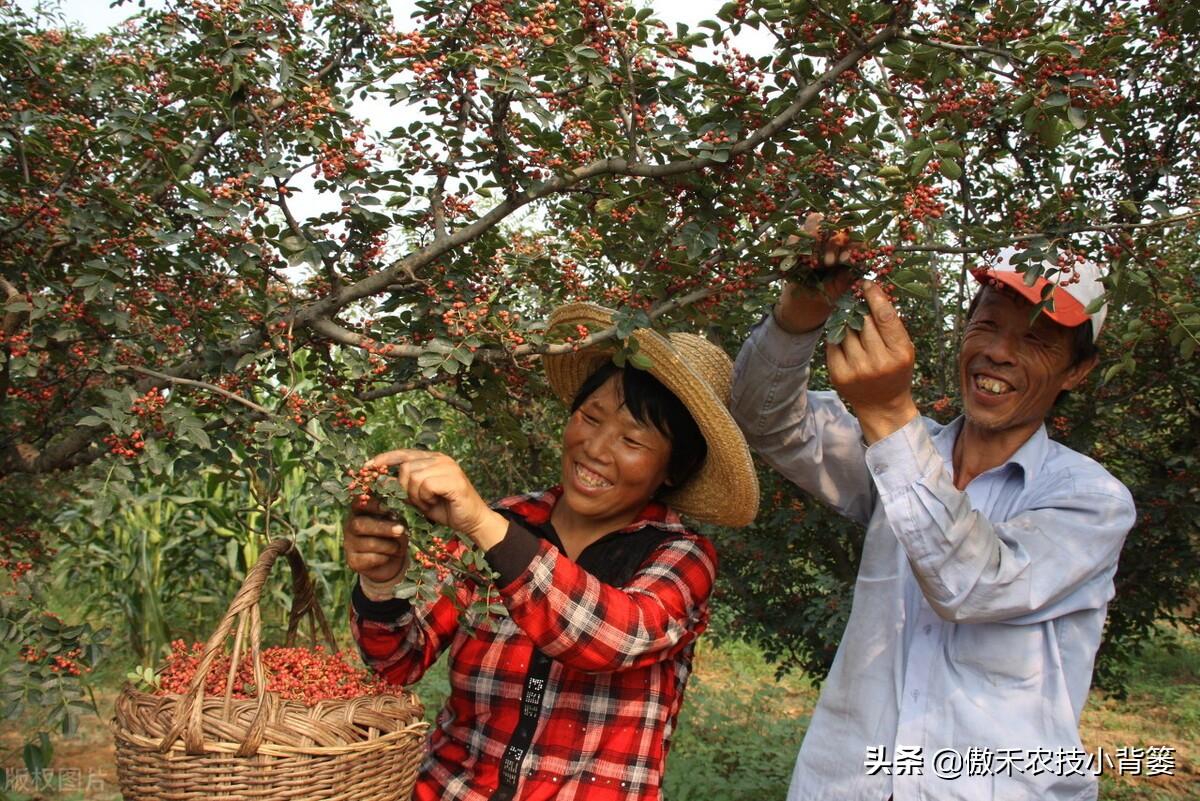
xmin=156 ymin=538 xmax=338 ymax=755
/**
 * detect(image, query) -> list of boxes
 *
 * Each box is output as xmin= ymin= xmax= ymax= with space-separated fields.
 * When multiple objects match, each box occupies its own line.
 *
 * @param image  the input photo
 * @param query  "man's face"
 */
xmin=958 ymin=286 xmax=1095 ymax=433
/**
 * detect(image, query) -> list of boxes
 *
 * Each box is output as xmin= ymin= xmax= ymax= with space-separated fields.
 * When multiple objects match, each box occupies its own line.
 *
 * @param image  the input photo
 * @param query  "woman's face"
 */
xmin=559 ymin=375 xmax=673 ymax=528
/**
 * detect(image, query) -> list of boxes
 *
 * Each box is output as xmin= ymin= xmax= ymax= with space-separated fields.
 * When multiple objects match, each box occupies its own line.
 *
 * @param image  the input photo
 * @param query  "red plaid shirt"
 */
xmin=350 ymin=487 xmax=717 ymax=801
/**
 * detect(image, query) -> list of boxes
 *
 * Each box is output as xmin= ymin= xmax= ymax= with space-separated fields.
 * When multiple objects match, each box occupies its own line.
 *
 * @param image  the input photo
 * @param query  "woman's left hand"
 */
xmin=366 ymin=449 xmax=509 ymax=550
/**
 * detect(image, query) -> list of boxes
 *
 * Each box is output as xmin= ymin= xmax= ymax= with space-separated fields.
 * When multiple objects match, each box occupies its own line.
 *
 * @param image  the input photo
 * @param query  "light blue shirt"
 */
xmin=730 ymin=314 xmax=1136 ymax=801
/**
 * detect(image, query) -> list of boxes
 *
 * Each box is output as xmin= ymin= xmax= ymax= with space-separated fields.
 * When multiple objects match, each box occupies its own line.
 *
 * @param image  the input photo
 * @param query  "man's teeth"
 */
xmin=576 ymin=463 xmax=613 ymax=488
xmin=976 ymin=375 xmax=1013 ymax=395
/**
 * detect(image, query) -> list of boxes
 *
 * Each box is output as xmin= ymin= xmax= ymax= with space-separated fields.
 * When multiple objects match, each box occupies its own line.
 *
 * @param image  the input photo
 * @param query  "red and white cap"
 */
xmin=971 ymin=248 xmax=1108 ymax=342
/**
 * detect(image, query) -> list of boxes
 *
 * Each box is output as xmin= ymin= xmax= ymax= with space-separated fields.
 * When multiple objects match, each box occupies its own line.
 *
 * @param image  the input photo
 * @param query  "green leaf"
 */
xmin=938 ymin=159 xmax=962 ymax=180
xmin=280 ymin=235 xmax=307 ymax=253
xmin=178 ymin=182 xmax=210 ymax=202
xmin=1118 ymin=200 xmax=1140 ymax=218
xmin=909 ymin=149 xmax=934 ymax=176
xmin=895 ymin=282 xmax=932 ymax=300
xmin=1067 ymin=106 xmax=1087 ymax=130
xmin=932 ymin=140 xmax=964 ymax=158
xmin=1043 ymin=92 xmax=1069 ymax=108
xmin=1036 ymin=117 xmax=1063 ymax=147
xmin=628 ymin=352 xmax=653 ymax=370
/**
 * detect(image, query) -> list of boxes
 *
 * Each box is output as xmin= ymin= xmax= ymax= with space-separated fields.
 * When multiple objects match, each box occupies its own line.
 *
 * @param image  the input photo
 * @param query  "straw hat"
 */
xmin=542 ymin=303 xmax=759 ymax=528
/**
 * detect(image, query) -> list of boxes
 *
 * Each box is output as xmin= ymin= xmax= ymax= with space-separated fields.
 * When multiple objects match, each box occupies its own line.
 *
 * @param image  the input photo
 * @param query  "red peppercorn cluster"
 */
xmin=154 ymin=640 xmax=402 ymax=704
xmin=411 ymin=534 xmax=464 ymax=582
xmin=19 ymin=644 xmax=88 ymax=676
xmin=347 ymin=464 xmax=390 ymax=505
xmin=103 ymin=429 xmax=145 ymax=459
xmin=1 ymin=524 xmax=54 ymax=585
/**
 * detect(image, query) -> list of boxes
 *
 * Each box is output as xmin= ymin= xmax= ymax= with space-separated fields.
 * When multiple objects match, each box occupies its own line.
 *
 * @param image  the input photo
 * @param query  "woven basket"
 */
xmin=112 ymin=538 xmax=429 ymax=801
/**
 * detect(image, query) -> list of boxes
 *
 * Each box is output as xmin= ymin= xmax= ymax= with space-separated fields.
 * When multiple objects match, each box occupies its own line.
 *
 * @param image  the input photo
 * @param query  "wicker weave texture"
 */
xmin=112 ymin=538 xmax=429 ymax=801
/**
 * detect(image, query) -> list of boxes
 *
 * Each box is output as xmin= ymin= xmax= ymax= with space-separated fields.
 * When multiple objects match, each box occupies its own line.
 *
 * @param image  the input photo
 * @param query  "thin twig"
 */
xmin=273 ymin=176 xmax=342 ymax=292
xmin=430 ymin=86 xmax=472 ymax=243
xmin=120 ymin=365 xmax=275 ymax=416
xmin=900 ymin=32 xmax=1030 ymax=68
xmin=893 ymin=210 xmax=1200 ymax=254
xmin=0 ymin=140 xmax=90 ymax=240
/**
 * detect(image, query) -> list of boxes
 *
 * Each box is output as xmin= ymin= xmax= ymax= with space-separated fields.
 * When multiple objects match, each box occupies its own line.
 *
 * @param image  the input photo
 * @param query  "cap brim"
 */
xmin=971 ymin=268 xmax=1089 ymax=328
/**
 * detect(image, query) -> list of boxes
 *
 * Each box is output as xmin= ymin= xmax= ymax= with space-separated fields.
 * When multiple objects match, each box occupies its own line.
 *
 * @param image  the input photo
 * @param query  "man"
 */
xmin=729 ymin=237 xmax=1136 ymax=801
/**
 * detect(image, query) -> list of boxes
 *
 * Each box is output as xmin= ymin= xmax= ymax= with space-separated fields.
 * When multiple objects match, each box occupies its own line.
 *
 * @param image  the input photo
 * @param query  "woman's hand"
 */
xmin=344 ymin=494 xmax=410 ymax=598
xmin=367 ymin=449 xmax=509 ymax=551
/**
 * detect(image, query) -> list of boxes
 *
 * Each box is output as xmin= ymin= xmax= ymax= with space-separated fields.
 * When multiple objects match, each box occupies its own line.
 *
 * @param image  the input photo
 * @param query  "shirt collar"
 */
xmin=934 ymin=416 xmax=1050 ymax=486
xmin=492 ymin=486 xmax=689 ymax=534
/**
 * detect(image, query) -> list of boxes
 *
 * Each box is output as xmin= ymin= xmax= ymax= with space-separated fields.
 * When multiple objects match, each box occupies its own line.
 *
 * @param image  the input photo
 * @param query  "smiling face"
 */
xmin=958 ymin=286 xmax=1096 ymax=435
xmin=558 ymin=374 xmax=673 ymax=532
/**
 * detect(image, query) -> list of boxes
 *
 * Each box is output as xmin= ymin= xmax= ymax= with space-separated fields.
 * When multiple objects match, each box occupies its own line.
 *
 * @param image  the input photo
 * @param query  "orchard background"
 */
xmin=1 ymin=0 xmax=1198 ymax=796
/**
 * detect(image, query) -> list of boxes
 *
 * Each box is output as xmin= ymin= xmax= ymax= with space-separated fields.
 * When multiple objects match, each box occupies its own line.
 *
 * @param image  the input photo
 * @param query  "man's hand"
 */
xmin=774 ymin=213 xmax=859 ymax=335
xmin=371 ymin=449 xmax=509 ymax=550
xmin=344 ymin=494 xmax=410 ymax=598
xmin=826 ymin=281 xmax=920 ymax=444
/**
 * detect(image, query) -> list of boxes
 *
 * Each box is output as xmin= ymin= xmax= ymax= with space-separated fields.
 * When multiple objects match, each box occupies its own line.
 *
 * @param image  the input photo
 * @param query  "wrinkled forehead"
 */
xmin=974 ymin=284 xmax=1073 ymax=337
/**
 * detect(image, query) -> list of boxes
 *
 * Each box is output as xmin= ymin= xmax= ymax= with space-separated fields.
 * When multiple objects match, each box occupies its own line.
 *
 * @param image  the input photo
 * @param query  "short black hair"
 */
xmin=570 ymin=361 xmax=707 ymax=492
xmin=965 ymin=285 xmax=1097 ymax=407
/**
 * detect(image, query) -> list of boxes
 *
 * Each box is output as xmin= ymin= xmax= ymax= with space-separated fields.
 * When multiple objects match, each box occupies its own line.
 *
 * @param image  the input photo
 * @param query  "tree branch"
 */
xmin=430 ymin=86 xmax=473 ymax=243
xmin=119 ymin=365 xmax=275 ymax=417
xmin=425 ymin=384 xmax=473 ymax=415
xmin=2 ymin=12 xmax=908 ymax=477
xmin=900 ymin=32 xmax=1030 ymax=69
xmin=306 ymin=317 xmax=424 ymax=357
xmin=356 ymin=373 xmax=457 ymax=402
xmin=310 ymin=10 xmax=908 ymax=320
xmin=273 ymin=176 xmax=342 ymax=292
xmin=0 ymin=275 xmax=24 ymax=337
xmin=892 ymin=210 xmax=1200 ymax=254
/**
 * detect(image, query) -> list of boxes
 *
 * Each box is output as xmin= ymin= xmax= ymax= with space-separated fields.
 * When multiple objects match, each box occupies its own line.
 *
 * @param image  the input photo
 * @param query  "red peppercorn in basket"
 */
xmin=111 ymin=539 xmax=428 ymax=801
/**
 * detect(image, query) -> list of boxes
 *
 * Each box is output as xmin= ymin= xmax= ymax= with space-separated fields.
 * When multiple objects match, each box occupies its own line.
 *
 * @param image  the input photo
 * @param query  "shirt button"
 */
xmin=911 ymin=689 xmax=919 ymax=701
xmin=924 ymin=624 xmax=933 ymax=635
xmin=873 ymin=462 xmax=888 ymax=475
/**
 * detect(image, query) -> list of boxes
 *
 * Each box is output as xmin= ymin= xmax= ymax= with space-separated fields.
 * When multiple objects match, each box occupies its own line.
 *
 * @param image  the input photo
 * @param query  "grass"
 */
xmin=1083 ymin=632 xmax=1200 ymax=800
xmin=1 ymin=632 xmax=1196 ymax=800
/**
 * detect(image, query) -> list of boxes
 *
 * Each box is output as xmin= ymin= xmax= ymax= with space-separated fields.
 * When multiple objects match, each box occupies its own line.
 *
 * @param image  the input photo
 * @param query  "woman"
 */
xmin=344 ymin=302 xmax=758 ymax=801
